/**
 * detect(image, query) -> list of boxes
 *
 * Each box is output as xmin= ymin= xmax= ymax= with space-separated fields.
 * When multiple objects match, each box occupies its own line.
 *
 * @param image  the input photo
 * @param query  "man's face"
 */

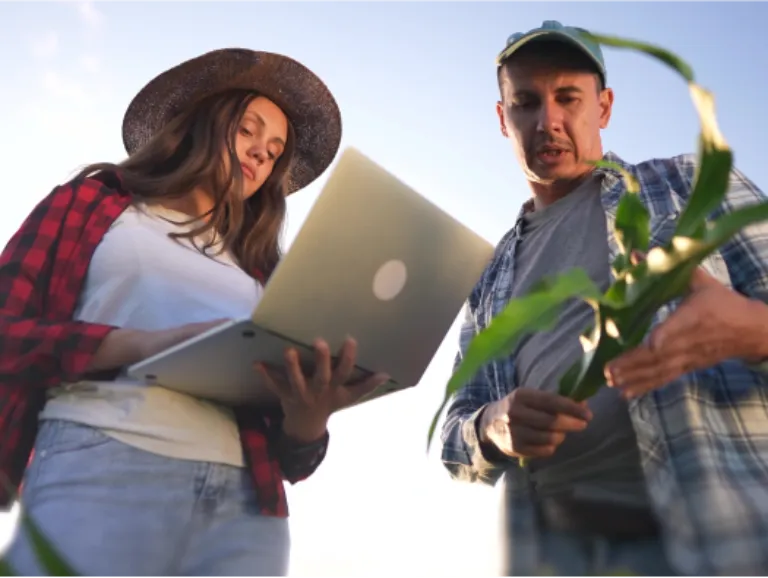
xmin=496 ymin=51 xmax=614 ymax=185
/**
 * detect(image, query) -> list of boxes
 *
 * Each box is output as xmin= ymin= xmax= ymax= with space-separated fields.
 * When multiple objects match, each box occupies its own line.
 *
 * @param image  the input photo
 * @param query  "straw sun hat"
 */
xmin=121 ymin=48 xmax=342 ymax=195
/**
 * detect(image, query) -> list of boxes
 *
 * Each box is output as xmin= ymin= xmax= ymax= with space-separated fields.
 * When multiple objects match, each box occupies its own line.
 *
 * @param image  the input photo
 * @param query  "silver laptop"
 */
xmin=127 ymin=147 xmax=494 ymax=408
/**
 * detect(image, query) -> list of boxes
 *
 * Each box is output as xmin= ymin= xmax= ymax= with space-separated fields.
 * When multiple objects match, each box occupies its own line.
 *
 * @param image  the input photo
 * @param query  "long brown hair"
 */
xmin=75 ymin=89 xmax=295 ymax=279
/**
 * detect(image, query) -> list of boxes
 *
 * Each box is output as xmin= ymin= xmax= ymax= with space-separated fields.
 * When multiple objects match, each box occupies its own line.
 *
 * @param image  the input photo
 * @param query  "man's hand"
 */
xmin=478 ymin=388 xmax=592 ymax=460
xmin=606 ymin=259 xmax=768 ymax=400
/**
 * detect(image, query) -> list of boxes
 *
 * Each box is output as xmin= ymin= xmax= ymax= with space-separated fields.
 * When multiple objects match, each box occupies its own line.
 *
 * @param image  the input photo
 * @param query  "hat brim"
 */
xmin=122 ymin=48 xmax=342 ymax=196
xmin=496 ymin=30 xmax=606 ymax=84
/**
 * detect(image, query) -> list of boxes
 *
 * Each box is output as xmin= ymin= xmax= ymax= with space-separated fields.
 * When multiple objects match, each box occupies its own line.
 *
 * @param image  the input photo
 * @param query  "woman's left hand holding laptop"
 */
xmin=256 ymin=338 xmax=390 ymax=443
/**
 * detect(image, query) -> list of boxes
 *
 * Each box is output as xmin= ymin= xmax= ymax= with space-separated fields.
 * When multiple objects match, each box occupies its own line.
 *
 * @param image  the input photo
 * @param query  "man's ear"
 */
xmin=599 ymin=87 xmax=614 ymax=130
xmin=496 ymin=101 xmax=509 ymax=138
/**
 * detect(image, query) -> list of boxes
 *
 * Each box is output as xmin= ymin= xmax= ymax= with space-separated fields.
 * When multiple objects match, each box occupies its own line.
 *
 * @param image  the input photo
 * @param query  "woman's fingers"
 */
xmin=330 ymin=338 xmax=357 ymax=386
xmin=258 ymin=337 xmax=386 ymax=410
xmin=254 ymin=362 xmax=291 ymax=398
xmin=310 ymin=340 xmax=332 ymax=391
xmin=339 ymin=372 xmax=391 ymax=406
xmin=284 ymin=347 xmax=310 ymax=399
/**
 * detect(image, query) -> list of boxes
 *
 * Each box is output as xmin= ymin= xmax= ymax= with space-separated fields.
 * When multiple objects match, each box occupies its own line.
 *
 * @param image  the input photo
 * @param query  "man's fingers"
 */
xmin=519 ymin=389 xmax=592 ymax=421
xmin=515 ymin=443 xmax=559 ymax=459
xmin=514 ymin=425 xmax=566 ymax=448
xmin=630 ymin=250 xmax=647 ymax=266
xmin=610 ymin=349 xmax=699 ymax=398
xmin=647 ymin=302 xmax=701 ymax=351
xmin=605 ymin=346 xmax=656 ymax=384
xmin=688 ymin=265 xmax=720 ymax=291
xmin=510 ymin=405 xmax=590 ymax=433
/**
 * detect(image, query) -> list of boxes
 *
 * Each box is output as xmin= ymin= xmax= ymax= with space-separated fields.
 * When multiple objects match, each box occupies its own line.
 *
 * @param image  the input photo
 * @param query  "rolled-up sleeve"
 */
xmin=440 ymin=304 xmax=510 ymax=486
xmin=711 ymin=166 xmax=768 ymax=376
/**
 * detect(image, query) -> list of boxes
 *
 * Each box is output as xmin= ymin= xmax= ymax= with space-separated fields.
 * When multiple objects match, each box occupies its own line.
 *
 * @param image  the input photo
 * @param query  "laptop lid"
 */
xmin=251 ymin=147 xmax=495 ymax=386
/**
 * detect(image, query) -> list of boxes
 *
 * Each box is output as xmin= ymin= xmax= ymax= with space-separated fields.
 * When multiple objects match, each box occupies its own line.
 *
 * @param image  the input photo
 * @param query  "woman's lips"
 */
xmin=241 ymin=163 xmax=255 ymax=180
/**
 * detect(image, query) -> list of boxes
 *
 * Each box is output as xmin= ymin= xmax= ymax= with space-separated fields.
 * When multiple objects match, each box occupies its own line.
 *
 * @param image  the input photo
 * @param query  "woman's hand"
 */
xmin=255 ymin=338 xmax=390 ymax=443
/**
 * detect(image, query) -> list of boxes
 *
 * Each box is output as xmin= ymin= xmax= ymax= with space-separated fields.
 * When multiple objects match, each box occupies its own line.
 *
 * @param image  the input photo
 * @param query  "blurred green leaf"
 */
xmin=614 ymin=192 xmax=651 ymax=256
xmin=579 ymin=32 xmax=695 ymax=83
xmin=703 ymin=201 xmax=768 ymax=249
xmin=426 ymin=268 xmax=602 ymax=449
xmin=591 ymin=160 xmax=640 ymax=194
xmin=23 ymin=512 xmax=78 ymax=576
xmin=674 ymin=87 xmax=732 ymax=239
xmin=0 ymin=559 xmax=16 ymax=576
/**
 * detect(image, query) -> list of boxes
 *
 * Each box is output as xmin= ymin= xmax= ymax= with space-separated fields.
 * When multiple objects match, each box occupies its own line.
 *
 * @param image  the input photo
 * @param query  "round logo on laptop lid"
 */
xmin=372 ymin=259 xmax=408 ymax=301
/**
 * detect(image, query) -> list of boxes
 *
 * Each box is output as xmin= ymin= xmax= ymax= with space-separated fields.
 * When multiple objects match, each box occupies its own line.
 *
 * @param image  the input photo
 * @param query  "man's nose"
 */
xmin=536 ymin=100 xmax=564 ymax=134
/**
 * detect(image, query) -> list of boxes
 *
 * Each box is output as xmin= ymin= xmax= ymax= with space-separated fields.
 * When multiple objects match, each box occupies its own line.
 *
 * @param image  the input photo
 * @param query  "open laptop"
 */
xmin=127 ymin=147 xmax=495 ymax=408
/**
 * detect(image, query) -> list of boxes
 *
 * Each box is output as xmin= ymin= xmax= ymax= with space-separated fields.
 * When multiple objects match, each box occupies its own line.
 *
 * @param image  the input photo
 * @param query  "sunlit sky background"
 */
xmin=1 ymin=1 xmax=767 ymax=576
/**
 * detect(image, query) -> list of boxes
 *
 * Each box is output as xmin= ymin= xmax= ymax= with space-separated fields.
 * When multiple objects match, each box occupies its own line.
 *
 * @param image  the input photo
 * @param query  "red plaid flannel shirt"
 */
xmin=0 ymin=173 xmax=328 ymax=516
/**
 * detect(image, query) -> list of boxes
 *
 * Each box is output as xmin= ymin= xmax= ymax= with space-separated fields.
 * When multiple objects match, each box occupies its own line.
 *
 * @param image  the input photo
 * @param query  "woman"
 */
xmin=0 ymin=48 xmax=387 ymax=576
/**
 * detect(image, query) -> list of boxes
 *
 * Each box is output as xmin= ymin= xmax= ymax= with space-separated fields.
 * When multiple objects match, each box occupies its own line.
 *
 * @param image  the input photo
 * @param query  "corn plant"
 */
xmin=0 ymin=509 xmax=78 ymax=576
xmin=427 ymin=32 xmax=768 ymax=454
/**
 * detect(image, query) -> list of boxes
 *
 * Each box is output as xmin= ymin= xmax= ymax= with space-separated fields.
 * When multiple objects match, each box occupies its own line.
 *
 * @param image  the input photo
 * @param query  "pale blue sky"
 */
xmin=1 ymin=2 xmax=766 ymax=576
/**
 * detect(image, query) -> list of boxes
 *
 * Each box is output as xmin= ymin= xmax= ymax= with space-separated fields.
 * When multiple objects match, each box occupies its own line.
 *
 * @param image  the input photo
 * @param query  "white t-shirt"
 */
xmin=40 ymin=202 xmax=264 ymax=467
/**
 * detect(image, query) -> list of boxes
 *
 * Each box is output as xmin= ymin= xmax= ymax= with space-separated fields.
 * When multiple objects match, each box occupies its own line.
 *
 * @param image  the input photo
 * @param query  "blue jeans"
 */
xmin=5 ymin=420 xmax=290 ymax=576
xmin=536 ymin=529 xmax=675 ymax=576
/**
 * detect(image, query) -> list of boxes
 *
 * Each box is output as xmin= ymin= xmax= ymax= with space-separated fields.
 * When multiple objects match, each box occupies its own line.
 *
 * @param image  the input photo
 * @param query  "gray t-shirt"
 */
xmin=511 ymin=176 xmax=650 ymax=508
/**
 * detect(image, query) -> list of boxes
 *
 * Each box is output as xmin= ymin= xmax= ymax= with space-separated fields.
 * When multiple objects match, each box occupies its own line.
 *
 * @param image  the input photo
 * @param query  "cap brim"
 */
xmin=496 ymin=30 xmax=605 ymax=82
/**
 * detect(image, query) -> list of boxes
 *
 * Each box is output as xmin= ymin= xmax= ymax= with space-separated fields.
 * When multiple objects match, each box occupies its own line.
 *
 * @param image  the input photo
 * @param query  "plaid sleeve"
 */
xmin=440 ymin=302 xmax=509 ymax=486
xmin=714 ymin=167 xmax=768 ymax=299
xmin=260 ymin=405 xmax=328 ymax=483
xmin=714 ymin=167 xmax=768 ymax=374
xmin=274 ymin=428 xmax=329 ymax=483
xmin=0 ymin=183 xmax=117 ymax=388
xmin=237 ymin=405 xmax=328 ymax=479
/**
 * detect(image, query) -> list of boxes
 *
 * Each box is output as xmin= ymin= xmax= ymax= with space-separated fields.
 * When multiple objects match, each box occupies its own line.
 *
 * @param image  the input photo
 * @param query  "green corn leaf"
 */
xmin=674 ymin=87 xmax=732 ymax=238
xmin=426 ymin=268 xmax=602 ymax=450
xmin=22 ymin=512 xmax=78 ymax=576
xmin=702 ymin=201 xmax=768 ymax=250
xmin=579 ymin=32 xmax=695 ymax=83
xmin=0 ymin=559 xmax=16 ymax=576
xmin=614 ymin=191 xmax=651 ymax=257
xmin=591 ymin=160 xmax=640 ymax=194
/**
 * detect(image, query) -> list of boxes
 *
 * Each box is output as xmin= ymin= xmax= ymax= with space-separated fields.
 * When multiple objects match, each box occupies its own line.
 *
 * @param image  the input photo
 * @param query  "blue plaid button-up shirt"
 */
xmin=440 ymin=152 xmax=768 ymax=576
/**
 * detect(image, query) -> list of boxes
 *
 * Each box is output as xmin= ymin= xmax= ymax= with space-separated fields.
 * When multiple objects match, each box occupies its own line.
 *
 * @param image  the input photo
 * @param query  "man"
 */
xmin=440 ymin=20 xmax=768 ymax=576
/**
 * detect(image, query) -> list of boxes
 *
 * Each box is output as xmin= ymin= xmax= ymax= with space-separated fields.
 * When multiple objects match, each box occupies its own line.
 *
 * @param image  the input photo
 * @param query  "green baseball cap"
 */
xmin=496 ymin=20 xmax=607 ymax=85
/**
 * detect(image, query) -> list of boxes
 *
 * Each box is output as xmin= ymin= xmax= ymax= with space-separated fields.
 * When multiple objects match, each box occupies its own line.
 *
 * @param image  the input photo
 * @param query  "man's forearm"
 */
xmin=441 ymin=404 xmax=509 ymax=486
xmin=743 ymin=297 xmax=768 ymax=364
xmin=475 ymin=403 xmax=511 ymax=464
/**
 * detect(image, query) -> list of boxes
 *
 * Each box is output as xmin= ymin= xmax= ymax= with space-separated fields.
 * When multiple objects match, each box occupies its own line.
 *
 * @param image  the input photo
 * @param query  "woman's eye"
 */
xmin=239 ymin=127 xmax=252 ymax=137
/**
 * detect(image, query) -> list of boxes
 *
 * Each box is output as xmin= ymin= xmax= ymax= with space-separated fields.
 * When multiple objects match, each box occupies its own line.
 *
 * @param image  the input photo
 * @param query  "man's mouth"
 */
xmin=537 ymin=146 xmax=568 ymax=158
xmin=535 ymin=145 xmax=571 ymax=164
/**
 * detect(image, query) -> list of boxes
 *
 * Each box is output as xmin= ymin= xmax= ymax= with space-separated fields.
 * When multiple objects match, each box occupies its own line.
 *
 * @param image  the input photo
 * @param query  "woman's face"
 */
xmin=232 ymin=96 xmax=289 ymax=199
